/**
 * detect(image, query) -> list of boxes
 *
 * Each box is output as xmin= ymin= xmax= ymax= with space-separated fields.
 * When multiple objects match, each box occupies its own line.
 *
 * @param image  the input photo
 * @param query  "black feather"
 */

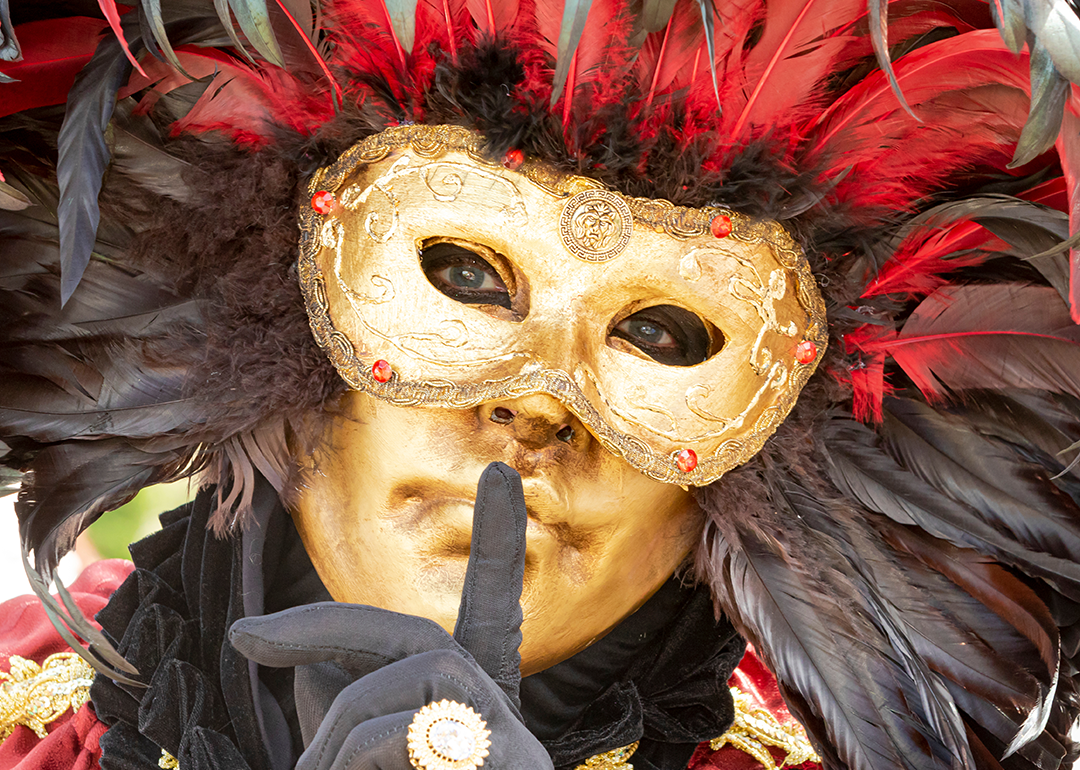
xmin=1011 ymin=37 xmax=1069 ymax=168
xmin=868 ymin=0 xmax=915 ymax=120
xmin=701 ymin=473 xmax=975 ymax=770
xmin=109 ymin=99 xmax=197 ymax=203
xmin=824 ymin=401 xmax=1080 ymax=601
xmin=56 ymin=35 xmax=133 ymax=305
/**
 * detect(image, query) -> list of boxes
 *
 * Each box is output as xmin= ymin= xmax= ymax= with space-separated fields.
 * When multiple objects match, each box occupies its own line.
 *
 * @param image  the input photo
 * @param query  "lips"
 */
xmin=391 ymin=472 xmax=572 ymax=555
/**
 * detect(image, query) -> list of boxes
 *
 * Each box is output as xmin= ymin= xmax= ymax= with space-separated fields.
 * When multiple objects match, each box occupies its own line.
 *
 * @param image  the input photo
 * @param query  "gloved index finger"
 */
xmin=230 ymin=604 xmax=463 ymax=674
xmin=453 ymin=462 xmax=527 ymax=708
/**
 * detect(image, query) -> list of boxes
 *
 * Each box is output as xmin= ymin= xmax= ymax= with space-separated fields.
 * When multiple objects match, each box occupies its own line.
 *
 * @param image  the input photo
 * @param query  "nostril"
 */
xmin=490 ymin=407 xmax=516 ymax=425
xmin=555 ymin=425 xmax=575 ymax=443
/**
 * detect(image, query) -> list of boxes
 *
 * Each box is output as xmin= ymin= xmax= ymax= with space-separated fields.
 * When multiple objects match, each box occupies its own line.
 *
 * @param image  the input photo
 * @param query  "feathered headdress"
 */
xmin=3 ymin=0 xmax=1080 ymax=768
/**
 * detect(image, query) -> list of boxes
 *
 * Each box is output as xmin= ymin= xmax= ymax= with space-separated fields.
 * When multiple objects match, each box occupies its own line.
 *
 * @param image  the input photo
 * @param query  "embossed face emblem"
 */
xmin=298 ymin=125 xmax=827 ymax=485
xmin=559 ymin=190 xmax=633 ymax=261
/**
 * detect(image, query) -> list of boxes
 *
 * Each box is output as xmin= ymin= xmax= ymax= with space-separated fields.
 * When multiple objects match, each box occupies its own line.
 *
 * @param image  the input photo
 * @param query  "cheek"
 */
xmin=333 ymin=397 xmax=485 ymax=475
xmin=563 ymin=451 xmax=699 ymax=529
xmin=617 ymin=481 xmax=701 ymax=571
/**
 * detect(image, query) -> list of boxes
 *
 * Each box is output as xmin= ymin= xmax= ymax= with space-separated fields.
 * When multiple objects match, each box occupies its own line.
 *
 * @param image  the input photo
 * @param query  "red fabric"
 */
xmin=0 ymin=705 xmax=107 ymax=770
xmin=689 ymin=647 xmax=821 ymax=770
xmin=0 ymin=18 xmax=110 ymax=119
xmin=0 ymin=560 xmax=134 ymax=770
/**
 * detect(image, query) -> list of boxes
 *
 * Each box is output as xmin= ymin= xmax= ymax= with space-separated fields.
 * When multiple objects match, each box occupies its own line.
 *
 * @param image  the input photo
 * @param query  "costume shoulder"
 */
xmin=690 ymin=649 xmax=821 ymax=770
xmin=0 ymin=560 xmax=132 ymax=770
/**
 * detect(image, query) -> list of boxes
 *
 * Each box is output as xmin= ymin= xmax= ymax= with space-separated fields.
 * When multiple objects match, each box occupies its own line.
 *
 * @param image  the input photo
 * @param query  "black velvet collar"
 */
xmin=90 ymin=476 xmax=744 ymax=770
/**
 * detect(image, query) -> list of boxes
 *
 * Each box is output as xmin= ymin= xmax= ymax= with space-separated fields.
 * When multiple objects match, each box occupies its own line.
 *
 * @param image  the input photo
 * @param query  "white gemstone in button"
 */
xmin=429 ymin=718 xmax=475 ymax=761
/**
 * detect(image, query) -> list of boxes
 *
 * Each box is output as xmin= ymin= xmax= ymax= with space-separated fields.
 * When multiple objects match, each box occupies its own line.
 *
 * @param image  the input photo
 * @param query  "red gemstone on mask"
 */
xmin=311 ymin=190 xmax=337 ymax=214
xmin=710 ymin=214 xmax=732 ymax=238
xmin=372 ymin=359 xmax=392 ymax=382
xmin=676 ymin=449 xmax=698 ymax=473
xmin=503 ymin=149 xmax=525 ymax=170
xmin=795 ymin=340 xmax=817 ymax=364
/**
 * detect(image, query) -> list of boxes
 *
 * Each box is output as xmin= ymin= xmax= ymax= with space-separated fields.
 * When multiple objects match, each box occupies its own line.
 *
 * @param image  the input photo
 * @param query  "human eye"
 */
xmin=610 ymin=305 xmax=718 ymax=366
xmin=420 ymin=239 xmax=512 ymax=310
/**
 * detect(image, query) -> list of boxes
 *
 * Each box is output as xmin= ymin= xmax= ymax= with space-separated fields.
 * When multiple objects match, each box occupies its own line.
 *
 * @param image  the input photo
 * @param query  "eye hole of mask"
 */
xmin=610 ymin=305 xmax=720 ymax=366
xmin=420 ymin=239 xmax=514 ymax=311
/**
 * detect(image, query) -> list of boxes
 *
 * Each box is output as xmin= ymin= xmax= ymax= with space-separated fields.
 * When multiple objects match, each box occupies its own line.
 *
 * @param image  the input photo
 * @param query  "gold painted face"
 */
xmin=293 ymin=391 xmax=701 ymax=675
xmin=299 ymin=125 xmax=827 ymax=486
xmin=291 ymin=125 xmax=826 ymax=673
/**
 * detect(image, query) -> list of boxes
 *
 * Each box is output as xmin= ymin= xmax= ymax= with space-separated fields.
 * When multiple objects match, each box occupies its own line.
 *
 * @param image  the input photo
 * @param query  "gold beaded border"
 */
xmin=297 ymin=125 xmax=828 ymax=486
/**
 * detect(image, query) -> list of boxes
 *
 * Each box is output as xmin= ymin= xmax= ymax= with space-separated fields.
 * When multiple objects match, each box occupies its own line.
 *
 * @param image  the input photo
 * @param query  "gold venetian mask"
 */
xmin=290 ymin=125 xmax=826 ymax=673
xmin=298 ymin=125 xmax=827 ymax=486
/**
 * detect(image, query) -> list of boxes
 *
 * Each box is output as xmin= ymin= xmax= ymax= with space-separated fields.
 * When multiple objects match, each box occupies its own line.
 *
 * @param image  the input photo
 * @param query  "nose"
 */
xmin=478 ymin=394 xmax=589 ymax=451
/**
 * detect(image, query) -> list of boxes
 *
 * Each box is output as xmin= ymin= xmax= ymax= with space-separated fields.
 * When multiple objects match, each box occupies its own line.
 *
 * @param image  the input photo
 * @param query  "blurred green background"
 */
xmin=84 ymin=481 xmax=197 ymax=559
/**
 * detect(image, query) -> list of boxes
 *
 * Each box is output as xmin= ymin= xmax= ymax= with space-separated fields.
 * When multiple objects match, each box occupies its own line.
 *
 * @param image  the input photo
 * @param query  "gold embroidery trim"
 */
xmin=0 ymin=653 xmax=95 ymax=740
xmin=575 ymin=741 xmax=639 ymax=770
xmin=710 ymin=687 xmax=820 ymax=769
xmin=159 ymin=749 xmax=180 ymax=768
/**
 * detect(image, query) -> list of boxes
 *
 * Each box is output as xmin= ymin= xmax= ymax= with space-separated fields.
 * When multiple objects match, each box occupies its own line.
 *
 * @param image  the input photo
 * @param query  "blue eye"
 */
xmin=421 ymin=241 xmax=511 ymax=310
xmin=446 ymin=264 xmax=499 ymax=291
xmin=619 ymin=318 xmax=672 ymax=346
xmin=611 ymin=306 xmax=717 ymax=366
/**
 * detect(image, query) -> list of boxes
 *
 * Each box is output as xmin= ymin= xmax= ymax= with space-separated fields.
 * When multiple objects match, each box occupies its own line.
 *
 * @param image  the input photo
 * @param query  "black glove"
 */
xmin=229 ymin=462 xmax=555 ymax=770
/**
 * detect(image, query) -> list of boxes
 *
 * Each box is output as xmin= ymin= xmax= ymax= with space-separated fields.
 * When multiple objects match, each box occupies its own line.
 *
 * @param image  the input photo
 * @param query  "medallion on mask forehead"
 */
xmin=559 ymin=190 xmax=632 ymax=262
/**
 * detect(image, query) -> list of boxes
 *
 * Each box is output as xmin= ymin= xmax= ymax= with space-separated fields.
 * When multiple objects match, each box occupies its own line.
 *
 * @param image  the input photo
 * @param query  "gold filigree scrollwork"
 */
xmin=423 ymin=164 xmax=464 ymax=201
xmin=727 ymin=259 xmax=798 ymax=377
xmin=392 ymin=320 xmax=470 ymax=351
xmin=0 ymin=653 xmax=95 ymax=741
xmin=575 ymin=741 xmax=639 ymax=770
xmin=685 ymin=364 xmax=788 ymax=434
xmin=710 ymin=687 xmax=820 ymax=770
xmin=319 ymin=219 xmax=344 ymax=252
xmin=341 ymin=274 xmax=394 ymax=308
xmin=159 ymin=749 xmax=180 ymax=768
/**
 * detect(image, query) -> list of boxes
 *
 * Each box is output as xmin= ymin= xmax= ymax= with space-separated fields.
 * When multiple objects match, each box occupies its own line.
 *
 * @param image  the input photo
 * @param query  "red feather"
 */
xmin=270 ymin=0 xmax=343 ymax=105
xmin=378 ymin=1 xmax=408 ymax=71
xmin=536 ymin=0 xmax=632 ymax=144
xmin=829 ymin=5 xmax=983 ymax=69
xmin=635 ymin=0 xmax=753 ymax=107
xmin=423 ymin=0 xmax=464 ymax=60
xmin=844 ymin=323 xmax=893 ymax=422
xmin=133 ymin=48 xmax=331 ymax=142
xmin=864 ymin=221 xmax=1006 ymax=299
xmin=641 ymin=12 xmax=675 ymax=106
xmin=409 ymin=0 xmax=470 ymax=99
xmin=812 ymin=35 xmax=1032 ymax=218
xmin=1019 ymin=176 xmax=1070 ymax=210
xmin=0 ymin=18 xmax=109 ymax=119
xmin=531 ymin=0 xmax=561 ymax=59
xmin=464 ymin=0 xmax=518 ymax=37
xmin=723 ymin=0 xmax=866 ymax=144
xmin=869 ymin=283 xmax=1080 ymax=402
xmin=814 ymin=31 xmax=1026 ymax=152
xmin=96 ymin=0 xmax=146 ymax=77
xmin=328 ymin=1 xmax=405 ymax=73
